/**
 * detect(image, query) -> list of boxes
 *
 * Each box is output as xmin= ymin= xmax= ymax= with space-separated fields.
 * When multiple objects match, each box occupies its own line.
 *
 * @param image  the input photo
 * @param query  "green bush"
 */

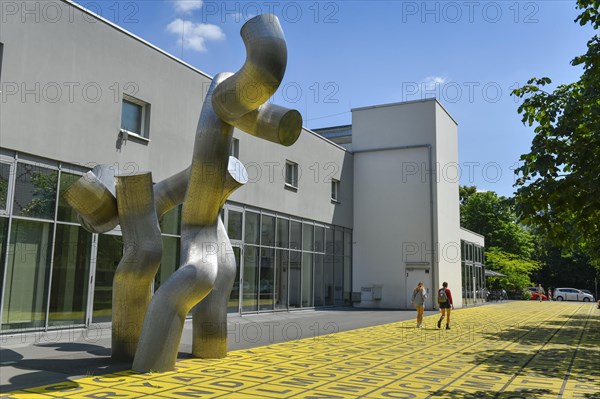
xmin=522 ymin=288 xmax=532 ymax=300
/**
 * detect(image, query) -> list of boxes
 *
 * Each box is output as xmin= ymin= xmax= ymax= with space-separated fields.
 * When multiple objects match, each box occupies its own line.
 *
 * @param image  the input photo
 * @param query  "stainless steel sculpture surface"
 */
xmin=64 ymin=14 xmax=301 ymax=372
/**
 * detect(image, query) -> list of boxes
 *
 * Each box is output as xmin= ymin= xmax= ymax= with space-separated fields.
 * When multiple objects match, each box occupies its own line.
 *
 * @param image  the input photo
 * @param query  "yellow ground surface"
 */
xmin=2 ymin=302 xmax=598 ymax=398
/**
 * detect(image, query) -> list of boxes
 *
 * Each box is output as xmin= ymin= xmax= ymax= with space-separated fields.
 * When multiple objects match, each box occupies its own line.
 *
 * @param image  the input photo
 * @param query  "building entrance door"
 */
xmin=405 ymin=267 xmax=432 ymax=310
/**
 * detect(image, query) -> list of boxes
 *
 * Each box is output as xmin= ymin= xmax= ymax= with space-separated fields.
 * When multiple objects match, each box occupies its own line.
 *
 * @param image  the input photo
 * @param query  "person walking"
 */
xmin=537 ymin=284 xmax=545 ymax=302
xmin=411 ymin=282 xmax=427 ymax=328
xmin=437 ymin=282 xmax=454 ymax=329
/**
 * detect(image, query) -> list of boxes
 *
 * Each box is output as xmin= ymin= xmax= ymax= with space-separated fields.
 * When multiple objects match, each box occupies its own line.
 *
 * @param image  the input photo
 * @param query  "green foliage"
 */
xmin=484 ymin=248 xmax=540 ymax=292
xmin=461 ymin=190 xmax=534 ymax=258
xmin=512 ymin=0 xmax=600 ymax=267
xmin=521 ymin=288 xmax=532 ymax=301
xmin=459 ymin=185 xmax=477 ymax=206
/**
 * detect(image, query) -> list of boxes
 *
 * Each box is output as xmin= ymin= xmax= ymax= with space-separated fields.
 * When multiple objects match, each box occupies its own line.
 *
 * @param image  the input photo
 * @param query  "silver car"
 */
xmin=553 ymin=288 xmax=594 ymax=302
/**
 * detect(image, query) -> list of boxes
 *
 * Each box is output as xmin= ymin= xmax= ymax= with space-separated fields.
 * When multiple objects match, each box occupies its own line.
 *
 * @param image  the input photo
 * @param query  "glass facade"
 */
xmin=222 ymin=205 xmax=352 ymax=313
xmin=461 ymin=240 xmax=485 ymax=307
xmin=0 ymin=153 xmax=353 ymax=333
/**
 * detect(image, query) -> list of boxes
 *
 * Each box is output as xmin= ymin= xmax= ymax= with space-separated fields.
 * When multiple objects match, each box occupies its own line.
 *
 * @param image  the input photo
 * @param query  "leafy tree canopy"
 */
xmin=512 ymin=0 xmax=600 ymax=267
xmin=461 ymin=190 xmax=534 ymax=259
xmin=484 ymin=248 xmax=540 ymax=292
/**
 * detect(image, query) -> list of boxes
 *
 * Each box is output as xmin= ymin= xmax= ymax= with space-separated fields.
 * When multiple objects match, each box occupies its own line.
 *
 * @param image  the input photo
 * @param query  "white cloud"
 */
xmin=167 ymin=19 xmax=225 ymax=52
xmin=422 ymin=76 xmax=447 ymax=91
xmin=173 ymin=0 xmax=203 ymax=14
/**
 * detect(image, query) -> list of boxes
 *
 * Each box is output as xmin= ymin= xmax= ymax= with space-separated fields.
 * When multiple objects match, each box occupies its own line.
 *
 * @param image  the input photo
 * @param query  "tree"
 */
xmin=484 ymin=248 xmax=540 ymax=293
xmin=512 ymin=0 xmax=600 ymax=267
xmin=459 ymin=185 xmax=477 ymax=207
xmin=461 ymin=190 xmax=534 ymax=258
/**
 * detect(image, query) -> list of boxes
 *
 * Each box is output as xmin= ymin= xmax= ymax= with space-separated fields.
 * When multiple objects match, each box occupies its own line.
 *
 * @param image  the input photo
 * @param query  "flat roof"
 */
xmin=352 ymin=98 xmax=459 ymax=126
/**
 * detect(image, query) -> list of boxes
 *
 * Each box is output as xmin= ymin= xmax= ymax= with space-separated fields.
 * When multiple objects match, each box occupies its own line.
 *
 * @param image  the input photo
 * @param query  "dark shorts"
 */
xmin=439 ymin=302 xmax=451 ymax=309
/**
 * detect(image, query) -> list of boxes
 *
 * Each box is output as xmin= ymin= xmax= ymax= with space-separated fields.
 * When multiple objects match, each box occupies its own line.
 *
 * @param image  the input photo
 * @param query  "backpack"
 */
xmin=438 ymin=288 xmax=448 ymax=303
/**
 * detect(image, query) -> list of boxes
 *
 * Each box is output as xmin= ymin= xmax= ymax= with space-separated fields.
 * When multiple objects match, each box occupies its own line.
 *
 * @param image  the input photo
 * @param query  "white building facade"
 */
xmin=0 ymin=1 xmax=483 ymax=333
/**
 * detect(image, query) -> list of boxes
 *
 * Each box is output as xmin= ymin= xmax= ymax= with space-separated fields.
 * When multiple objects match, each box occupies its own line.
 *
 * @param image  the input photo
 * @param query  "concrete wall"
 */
xmin=351 ymin=99 xmax=461 ymax=309
xmin=0 ymin=0 xmax=352 ymax=228
xmin=352 ymin=100 xmax=440 ymax=309
xmin=433 ymin=102 xmax=462 ymax=306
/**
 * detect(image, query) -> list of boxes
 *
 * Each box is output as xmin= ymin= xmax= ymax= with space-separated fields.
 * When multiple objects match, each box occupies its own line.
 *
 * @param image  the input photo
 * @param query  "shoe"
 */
xmin=446 ymin=325 xmax=450 ymax=330
xmin=417 ymin=324 xmax=422 ymax=328
xmin=437 ymin=318 xmax=442 ymax=329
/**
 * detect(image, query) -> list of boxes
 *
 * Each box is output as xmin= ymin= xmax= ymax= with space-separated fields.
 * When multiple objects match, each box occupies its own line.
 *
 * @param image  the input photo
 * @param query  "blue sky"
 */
xmin=73 ymin=0 xmax=593 ymax=197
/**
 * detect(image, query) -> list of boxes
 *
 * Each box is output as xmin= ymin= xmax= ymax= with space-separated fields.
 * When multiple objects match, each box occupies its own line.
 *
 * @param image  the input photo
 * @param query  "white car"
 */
xmin=553 ymin=288 xmax=594 ymax=302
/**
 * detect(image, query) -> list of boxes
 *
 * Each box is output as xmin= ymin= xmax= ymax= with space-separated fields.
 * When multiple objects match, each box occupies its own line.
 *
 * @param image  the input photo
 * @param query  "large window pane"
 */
xmin=314 ymin=254 xmax=324 ymax=307
xmin=13 ymin=163 xmax=57 ymax=220
xmin=159 ymin=205 xmax=181 ymax=236
xmin=314 ymin=226 xmax=324 ymax=253
xmin=288 ymin=250 xmax=301 ymax=308
xmin=229 ymin=246 xmax=241 ymax=313
xmin=0 ymin=218 xmax=8 ymax=303
xmin=334 ymin=256 xmax=344 ymax=305
xmin=56 ymin=172 xmax=81 ymax=223
xmin=48 ymin=225 xmax=92 ymax=326
xmin=302 ymin=252 xmax=313 ymax=307
xmin=259 ymin=248 xmax=274 ymax=310
xmin=227 ymin=210 xmax=243 ymax=241
xmin=324 ymin=254 xmax=334 ymax=306
xmin=244 ymin=212 xmax=260 ymax=245
xmin=290 ymin=221 xmax=301 ymax=250
xmin=242 ymin=245 xmax=259 ymax=312
xmin=0 ymin=163 xmax=11 ymax=212
xmin=275 ymin=249 xmax=288 ymax=309
xmin=93 ymin=234 xmax=123 ymax=322
xmin=344 ymin=231 xmax=352 ymax=257
xmin=334 ymin=229 xmax=343 ymax=256
xmin=344 ymin=257 xmax=351 ymax=305
xmin=2 ymin=220 xmax=53 ymax=330
xmin=303 ymin=224 xmax=314 ymax=252
xmin=276 ymin=218 xmax=289 ymax=248
xmin=325 ymin=228 xmax=334 ymax=255
xmin=155 ymin=236 xmax=180 ymax=290
xmin=261 ymin=215 xmax=275 ymax=247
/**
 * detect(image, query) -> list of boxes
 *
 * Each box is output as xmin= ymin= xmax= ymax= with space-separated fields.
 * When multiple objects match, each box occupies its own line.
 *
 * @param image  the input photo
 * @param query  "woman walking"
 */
xmin=437 ymin=282 xmax=454 ymax=329
xmin=412 ymin=282 xmax=427 ymax=328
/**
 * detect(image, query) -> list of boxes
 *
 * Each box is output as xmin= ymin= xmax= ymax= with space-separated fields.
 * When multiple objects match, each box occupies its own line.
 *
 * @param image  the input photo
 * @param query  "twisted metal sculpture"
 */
xmin=64 ymin=14 xmax=301 ymax=372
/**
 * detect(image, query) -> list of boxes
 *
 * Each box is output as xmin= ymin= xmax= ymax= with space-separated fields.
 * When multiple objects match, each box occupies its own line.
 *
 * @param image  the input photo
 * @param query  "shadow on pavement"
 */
xmin=430 ymin=388 xmax=554 ymax=398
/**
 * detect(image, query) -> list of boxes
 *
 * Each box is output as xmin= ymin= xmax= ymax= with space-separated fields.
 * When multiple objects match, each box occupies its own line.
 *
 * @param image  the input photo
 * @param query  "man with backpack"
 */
xmin=437 ymin=282 xmax=454 ymax=329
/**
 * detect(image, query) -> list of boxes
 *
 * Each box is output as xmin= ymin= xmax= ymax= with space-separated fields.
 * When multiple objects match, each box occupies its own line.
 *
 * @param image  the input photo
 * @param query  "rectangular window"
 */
xmin=331 ymin=179 xmax=340 ymax=202
xmin=285 ymin=161 xmax=298 ymax=188
xmin=121 ymin=95 xmax=150 ymax=138
xmin=230 ymin=138 xmax=240 ymax=158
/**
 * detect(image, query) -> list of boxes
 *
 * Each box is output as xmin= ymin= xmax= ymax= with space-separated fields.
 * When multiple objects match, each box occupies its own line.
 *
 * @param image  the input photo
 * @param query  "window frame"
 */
xmin=120 ymin=94 xmax=150 ymax=140
xmin=285 ymin=160 xmax=298 ymax=189
xmin=331 ymin=179 xmax=340 ymax=203
xmin=0 ymin=157 xmax=15 ymax=216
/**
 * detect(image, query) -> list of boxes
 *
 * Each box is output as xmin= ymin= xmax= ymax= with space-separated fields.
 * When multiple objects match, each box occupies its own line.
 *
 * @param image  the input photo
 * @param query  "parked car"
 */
xmin=580 ymin=290 xmax=595 ymax=301
xmin=553 ymin=288 xmax=594 ymax=302
xmin=527 ymin=287 xmax=548 ymax=301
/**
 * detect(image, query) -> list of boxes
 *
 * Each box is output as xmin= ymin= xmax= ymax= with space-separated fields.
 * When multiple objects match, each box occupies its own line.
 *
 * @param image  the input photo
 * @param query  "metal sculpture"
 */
xmin=63 ymin=14 xmax=301 ymax=372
